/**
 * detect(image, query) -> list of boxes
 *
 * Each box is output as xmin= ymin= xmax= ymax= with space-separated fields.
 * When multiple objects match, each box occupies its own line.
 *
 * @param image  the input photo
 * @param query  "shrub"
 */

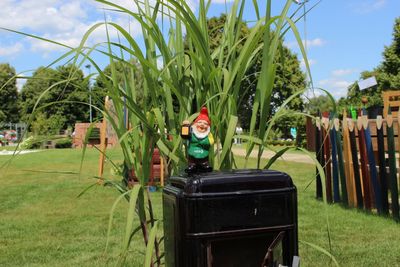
xmin=20 ymin=136 xmax=42 ymax=149
xmin=55 ymin=138 xmax=72 ymax=149
xmin=284 ymin=140 xmax=294 ymax=146
xmin=32 ymin=113 xmax=66 ymax=136
xmin=0 ymin=110 xmax=5 ymax=123
xmin=300 ymin=139 xmax=307 ymax=148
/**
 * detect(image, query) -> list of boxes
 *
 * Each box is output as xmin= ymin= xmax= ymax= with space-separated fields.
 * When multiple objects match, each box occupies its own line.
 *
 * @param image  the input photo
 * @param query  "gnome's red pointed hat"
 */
xmin=194 ymin=107 xmax=211 ymax=125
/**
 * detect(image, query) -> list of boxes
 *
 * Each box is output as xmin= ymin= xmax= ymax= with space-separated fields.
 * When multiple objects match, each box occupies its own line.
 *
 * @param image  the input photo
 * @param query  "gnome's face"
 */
xmin=192 ymin=119 xmax=210 ymax=139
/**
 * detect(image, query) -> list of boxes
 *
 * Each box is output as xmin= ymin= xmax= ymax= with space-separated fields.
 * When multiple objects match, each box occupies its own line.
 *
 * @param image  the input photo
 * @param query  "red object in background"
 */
xmin=130 ymin=148 xmax=162 ymax=186
xmin=4 ymin=130 xmax=17 ymax=142
xmin=73 ymin=123 xmax=118 ymax=148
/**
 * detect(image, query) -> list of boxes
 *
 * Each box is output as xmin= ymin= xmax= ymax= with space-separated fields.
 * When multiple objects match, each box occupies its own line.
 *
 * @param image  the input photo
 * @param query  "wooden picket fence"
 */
xmin=314 ymin=109 xmax=400 ymax=222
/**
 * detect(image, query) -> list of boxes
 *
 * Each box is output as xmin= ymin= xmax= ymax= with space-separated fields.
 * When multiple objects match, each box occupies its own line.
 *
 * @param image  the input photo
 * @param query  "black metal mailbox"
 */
xmin=163 ymin=169 xmax=298 ymax=267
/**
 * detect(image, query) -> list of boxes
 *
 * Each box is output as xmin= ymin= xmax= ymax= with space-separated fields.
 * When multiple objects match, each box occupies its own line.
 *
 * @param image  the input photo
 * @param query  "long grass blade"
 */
xmin=263 ymin=146 xmax=294 ymax=169
xmin=144 ymin=220 xmax=159 ymax=267
xmin=217 ymin=115 xmax=238 ymax=170
xmin=300 ymin=240 xmax=340 ymax=267
xmin=105 ymin=189 xmax=131 ymax=253
xmin=122 ymin=185 xmax=142 ymax=251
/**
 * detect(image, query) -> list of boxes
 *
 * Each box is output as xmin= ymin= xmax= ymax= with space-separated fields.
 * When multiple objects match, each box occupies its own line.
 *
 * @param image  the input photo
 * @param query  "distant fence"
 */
xmin=313 ymin=109 xmax=399 ymax=222
xmin=0 ymin=122 xmax=27 ymax=142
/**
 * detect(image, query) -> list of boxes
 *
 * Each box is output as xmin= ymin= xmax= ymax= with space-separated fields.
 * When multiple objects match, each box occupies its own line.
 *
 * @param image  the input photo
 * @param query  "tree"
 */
xmin=19 ymin=67 xmax=58 ymax=122
xmin=92 ymin=59 xmax=144 ymax=119
xmin=20 ymin=64 xmax=89 ymax=129
xmin=381 ymin=17 xmax=400 ymax=83
xmin=31 ymin=112 xmax=66 ymax=136
xmin=52 ymin=64 xmax=89 ymax=127
xmin=0 ymin=63 xmax=19 ymax=123
xmin=344 ymin=17 xmax=400 ymax=108
xmin=243 ymin=44 xmax=306 ymax=132
xmin=207 ymin=15 xmax=250 ymax=58
xmin=306 ymin=95 xmax=336 ymax=114
xmin=206 ymin=15 xmax=306 ymax=130
xmin=0 ymin=110 xmax=5 ymax=123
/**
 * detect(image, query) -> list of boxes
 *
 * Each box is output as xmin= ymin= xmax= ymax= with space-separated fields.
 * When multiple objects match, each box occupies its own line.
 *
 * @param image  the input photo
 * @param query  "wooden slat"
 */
xmin=376 ymin=115 xmax=390 ymax=215
xmin=386 ymin=114 xmax=400 ymax=221
xmin=343 ymin=114 xmax=356 ymax=207
xmin=349 ymin=124 xmax=364 ymax=209
xmin=356 ymin=119 xmax=398 ymax=152
xmin=358 ymin=115 xmax=372 ymax=210
xmin=322 ymin=124 xmax=333 ymax=204
xmin=98 ymin=96 xmax=110 ymax=182
xmin=383 ymin=90 xmax=400 ymax=118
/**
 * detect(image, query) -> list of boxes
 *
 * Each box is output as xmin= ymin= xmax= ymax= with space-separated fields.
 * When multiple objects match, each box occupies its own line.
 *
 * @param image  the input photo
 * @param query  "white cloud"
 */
xmin=317 ymin=68 xmax=361 ymax=98
xmin=0 ymin=0 xmax=144 ymax=55
xmin=0 ymin=0 xmax=231 ymax=59
xmin=0 ymin=1 xmax=87 ymax=33
xmin=285 ymin=38 xmax=326 ymax=49
xmin=331 ymin=68 xmax=358 ymax=77
xmin=92 ymin=0 xmax=199 ymax=17
xmin=211 ymin=0 xmax=235 ymax=3
xmin=353 ymin=0 xmax=386 ymax=14
xmin=303 ymin=88 xmax=323 ymax=99
xmin=318 ymin=78 xmax=352 ymax=98
xmin=92 ymin=0 xmax=140 ymax=13
xmin=319 ymin=79 xmax=352 ymax=89
xmin=24 ymin=16 xmax=142 ymax=55
xmin=0 ymin=0 xmax=88 ymax=53
xmin=16 ymin=77 xmax=27 ymax=91
xmin=300 ymin=58 xmax=317 ymax=68
xmin=284 ymin=41 xmax=297 ymax=49
xmin=0 ymin=42 xmax=23 ymax=56
xmin=186 ymin=0 xmax=198 ymax=11
xmin=304 ymin=38 xmax=326 ymax=48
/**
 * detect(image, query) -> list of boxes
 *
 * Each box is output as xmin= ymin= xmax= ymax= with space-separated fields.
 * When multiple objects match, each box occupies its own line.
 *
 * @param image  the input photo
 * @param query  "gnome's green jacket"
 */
xmin=188 ymin=133 xmax=214 ymax=159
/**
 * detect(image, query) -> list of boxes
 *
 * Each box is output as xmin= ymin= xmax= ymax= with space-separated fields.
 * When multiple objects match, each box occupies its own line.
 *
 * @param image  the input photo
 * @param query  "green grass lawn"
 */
xmin=0 ymin=148 xmax=399 ymax=266
xmin=232 ymin=143 xmax=314 ymax=155
xmin=0 ymin=145 xmax=19 ymax=151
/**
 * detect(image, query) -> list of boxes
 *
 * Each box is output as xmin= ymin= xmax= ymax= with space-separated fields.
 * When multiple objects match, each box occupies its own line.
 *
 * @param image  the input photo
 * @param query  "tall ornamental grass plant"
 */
xmin=3 ymin=0 xmax=320 ymax=265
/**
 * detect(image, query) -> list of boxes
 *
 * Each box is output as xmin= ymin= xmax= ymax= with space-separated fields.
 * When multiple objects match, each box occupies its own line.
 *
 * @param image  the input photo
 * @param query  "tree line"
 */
xmin=0 ymin=15 xmax=308 ymax=139
xmin=2 ymin=16 xmax=399 ymax=137
xmin=0 ymin=64 xmax=90 ymax=135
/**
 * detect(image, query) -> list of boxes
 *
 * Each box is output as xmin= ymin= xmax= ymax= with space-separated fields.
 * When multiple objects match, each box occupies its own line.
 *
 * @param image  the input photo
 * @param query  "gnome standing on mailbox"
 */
xmin=181 ymin=107 xmax=214 ymax=173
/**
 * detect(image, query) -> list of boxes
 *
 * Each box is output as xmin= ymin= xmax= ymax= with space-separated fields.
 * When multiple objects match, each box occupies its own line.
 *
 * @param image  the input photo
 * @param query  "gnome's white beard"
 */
xmin=191 ymin=125 xmax=210 ymax=139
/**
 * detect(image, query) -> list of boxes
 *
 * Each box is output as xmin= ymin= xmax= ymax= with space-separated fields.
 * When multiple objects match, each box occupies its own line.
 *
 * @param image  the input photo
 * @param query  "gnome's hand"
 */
xmin=182 ymin=120 xmax=190 ymax=125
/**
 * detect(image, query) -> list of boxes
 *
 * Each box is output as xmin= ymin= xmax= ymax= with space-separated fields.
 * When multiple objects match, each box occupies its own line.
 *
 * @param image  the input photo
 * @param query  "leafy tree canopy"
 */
xmin=0 ymin=63 xmax=19 ymax=123
xmin=19 ymin=67 xmax=58 ymax=122
xmin=92 ymin=59 xmax=144 ymax=119
xmin=206 ymin=15 xmax=306 ymax=131
xmin=344 ymin=17 xmax=400 ymax=108
xmin=20 ymin=64 xmax=89 ymax=130
xmin=0 ymin=110 xmax=6 ymax=123
xmin=306 ymin=95 xmax=335 ymax=115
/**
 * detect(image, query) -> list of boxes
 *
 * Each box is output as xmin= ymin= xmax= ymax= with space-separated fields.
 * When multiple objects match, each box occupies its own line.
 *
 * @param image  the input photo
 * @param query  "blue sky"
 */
xmin=0 ymin=0 xmax=399 ymax=99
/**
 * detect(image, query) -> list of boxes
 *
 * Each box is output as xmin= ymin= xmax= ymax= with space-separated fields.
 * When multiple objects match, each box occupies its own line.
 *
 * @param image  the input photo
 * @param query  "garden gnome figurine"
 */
xmin=181 ymin=107 xmax=214 ymax=173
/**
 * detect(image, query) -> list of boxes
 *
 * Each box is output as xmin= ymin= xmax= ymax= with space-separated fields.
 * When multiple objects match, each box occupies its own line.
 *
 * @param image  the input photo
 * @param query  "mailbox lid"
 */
xmin=168 ymin=169 xmax=294 ymax=195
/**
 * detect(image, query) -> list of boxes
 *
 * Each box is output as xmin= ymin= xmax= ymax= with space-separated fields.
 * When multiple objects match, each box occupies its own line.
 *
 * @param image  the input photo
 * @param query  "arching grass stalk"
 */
xmin=3 ymin=0 xmax=321 ymax=265
xmin=86 ymin=1 xmax=312 ymax=263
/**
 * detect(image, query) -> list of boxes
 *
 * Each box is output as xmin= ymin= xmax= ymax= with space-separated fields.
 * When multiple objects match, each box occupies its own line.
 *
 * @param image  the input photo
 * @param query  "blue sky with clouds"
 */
xmin=0 ymin=0 xmax=399 ymax=99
